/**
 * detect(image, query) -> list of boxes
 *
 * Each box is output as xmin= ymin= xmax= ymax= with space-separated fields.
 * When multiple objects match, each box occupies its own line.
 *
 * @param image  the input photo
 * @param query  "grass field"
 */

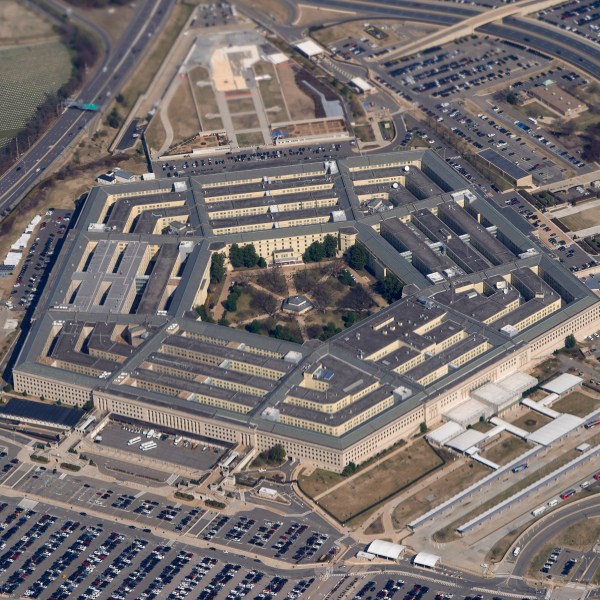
xmin=298 ymin=468 xmax=345 ymax=499
xmin=237 ymin=131 xmax=266 ymax=146
xmin=145 ymin=115 xmax=167 ymax=152
xmin=228 ymin=98 xmax=256 ymax=114
xmin=255 ymin=62 xmax=289 ymax=120
xmin=509 ymin=411 xmax=553 ymax=432
xmin=167 ymin=76 xmax=201 ymax=143
xmin=520 ymin=102 xmax=556 ymax=120
xmin=391 ymin=460 xmax=488 ymax=529
xmin=481 ymin=435 xmax=531 ymax=465
xmin=560 ymin=206 xmax=600 ymax=232
xmin=231 ymin=113 xmax=259 ymax=130
xmin=189 ymin=67 xmax=224 ymax=132
xmin=553 ymin=391 xmax=600 ymax=417
xmin=0 ymin=41 xmax=71 ymax=147
xmin=318 ymin=439 xmax=444 ymax=523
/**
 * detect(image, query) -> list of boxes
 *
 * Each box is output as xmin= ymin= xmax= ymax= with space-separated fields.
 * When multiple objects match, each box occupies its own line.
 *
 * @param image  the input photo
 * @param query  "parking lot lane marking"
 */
xmin=197 ymin=512 xmax=218 ymax=537
xmin=7 ymin=464 xmax=35 ymax=488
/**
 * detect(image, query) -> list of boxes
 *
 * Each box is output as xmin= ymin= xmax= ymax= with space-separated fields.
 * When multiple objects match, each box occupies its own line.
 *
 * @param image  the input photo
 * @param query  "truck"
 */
xmin=174 ymin=436 xmax=183 ymax=446
xmin=127 ymin=437 xmax=141 ymax=446
xmin=532 ymin=506 xmax=547 ymax=517
xmin=528 ymin=117 xmax=538 ymax=125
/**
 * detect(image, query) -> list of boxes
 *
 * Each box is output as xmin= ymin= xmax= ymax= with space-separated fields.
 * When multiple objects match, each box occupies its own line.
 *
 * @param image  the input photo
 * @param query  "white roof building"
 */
xmin=266 ymin=52 xmax=288 ymax=65
xmin=540 ymin=373 xmax=583 ymax=395
xmin=295 ymin=40 xmax=325 ymax=58
xmin=471 ymin=372 xmax=537 ymax=412
xmin=446 ymin=429 xmax=487 ymax=453
xmin=3 ymin=252 xmax=22 ymax=267
xmin=351 ymin=77 xmax=374 ymax=93
xmin=367 ymin=540 xmax=405 ymax=560
xmin=413 ymin=552 xmax=440 ymax=568
xmin=527 ymin=413 xmax=584 ymax=446
xmin=426 ymin=421 xmax=464 ymax=446
xmin=443 ymin=398 xmax=492 ymax=426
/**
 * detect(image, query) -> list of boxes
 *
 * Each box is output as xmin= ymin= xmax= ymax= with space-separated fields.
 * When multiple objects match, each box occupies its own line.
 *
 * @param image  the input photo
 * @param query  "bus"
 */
xmin=127 ymin=437 xmax=141 ymax=446
xmin=532 ymin=506 xmax=547 ymax=517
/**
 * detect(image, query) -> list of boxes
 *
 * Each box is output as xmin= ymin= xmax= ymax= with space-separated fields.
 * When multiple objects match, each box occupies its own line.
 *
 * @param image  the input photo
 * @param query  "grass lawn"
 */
xmin=298 ymin=468 xmax=345 ymax=498
xmin=520 ymin=102 xmax=556 ymax=120
xmin=231 ymin=113 xmax=260 ymax=130
xmin=487 ymin=521 xmax=531 ymax=562
xmin=509 ymin=411 xmax=553 ymax=432
xmin=167 ymin=77 xmax=201 ymax=142
xmin=228 ymin=98 xmax=256 ymax=114
xmin=481 ymin=435 xmax=531 ymax=465
xmin=561 ymin=206 xmax=600 ymax=232
xmin=391 ymin=461 xmax=488 ymax=529
xmin=555 ymin=519 xmax=600 ymax=550
xmin=471 ymin=421 xmax=494 ymax=433
xmin=237 ymin=131 xmax=265 ymax=146
xmin=354 ymin=124 xmax=376 ymax=143
xmin=364 ymin=516 xmax=385 ymax=535
xmin=145 ymin=116 xmax=167 ymax=152
xmin=379 ymin=120 xmax=395 ymax=141
xmin=318 ymin=439 xmax=444 ymax=523
xmin=553 ymin=391 xmax=600 ymax=417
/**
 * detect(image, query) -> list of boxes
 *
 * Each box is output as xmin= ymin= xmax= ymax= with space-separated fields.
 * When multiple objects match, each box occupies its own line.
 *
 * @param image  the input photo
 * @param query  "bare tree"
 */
xmin=311 ymin=286 xmax=332 ymax=313
xmin=251 ymin=290 xmax=279 ymax=316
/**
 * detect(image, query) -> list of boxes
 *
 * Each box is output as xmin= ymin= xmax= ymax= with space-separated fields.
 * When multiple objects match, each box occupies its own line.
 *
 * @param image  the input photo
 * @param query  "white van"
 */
xmin=513 ymin=546 xmax=521 ymax=557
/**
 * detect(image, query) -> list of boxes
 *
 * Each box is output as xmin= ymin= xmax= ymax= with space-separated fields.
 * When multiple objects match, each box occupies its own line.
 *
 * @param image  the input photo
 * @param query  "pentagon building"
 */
xmin=12 ymin=150 xmax=600 ymax=471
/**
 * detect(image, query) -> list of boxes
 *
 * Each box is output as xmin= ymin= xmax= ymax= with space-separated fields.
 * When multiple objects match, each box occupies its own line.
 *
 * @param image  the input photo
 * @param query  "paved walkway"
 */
xmin=551 ymin=197 xmax=600 ymax=219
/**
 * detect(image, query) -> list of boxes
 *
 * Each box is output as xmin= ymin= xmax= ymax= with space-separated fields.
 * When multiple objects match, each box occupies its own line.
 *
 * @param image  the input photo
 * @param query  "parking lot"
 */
xmin=10 ymin=207 xmax=71 ymax=311
xmin=0 ymin=494 xmax=321 ymax=600
xmin=95 ymin=421 xmax=226 ymax=473
xmin=200 ymin=508 xmax=340 ymax=565
xmin=151 ymin=142 xmax=355 ymax=179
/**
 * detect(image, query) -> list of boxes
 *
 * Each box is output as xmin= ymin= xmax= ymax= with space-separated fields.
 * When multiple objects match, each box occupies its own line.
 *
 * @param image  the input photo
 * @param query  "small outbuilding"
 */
xmin=367 ymin=540 xmax=405 ymax=561
xmin=282 ymin=295 xmax=313 ymax=314
xmin=413 ymin=552 xmax=441 ymax=569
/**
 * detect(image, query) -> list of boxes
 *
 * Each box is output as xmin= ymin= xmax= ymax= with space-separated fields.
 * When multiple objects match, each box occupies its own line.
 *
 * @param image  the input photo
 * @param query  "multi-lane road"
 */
xmin=0 ymin=0 xmax=175 ymax=215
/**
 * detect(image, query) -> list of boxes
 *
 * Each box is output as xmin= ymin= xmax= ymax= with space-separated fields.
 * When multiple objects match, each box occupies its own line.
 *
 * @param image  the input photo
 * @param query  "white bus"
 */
xmin=140 ymin=442 xmax=157 ymax=452
xmin=532 ymin=506 xmax=547 ymax=517
xmin=127 ymin=437 xmax=141 ymax=446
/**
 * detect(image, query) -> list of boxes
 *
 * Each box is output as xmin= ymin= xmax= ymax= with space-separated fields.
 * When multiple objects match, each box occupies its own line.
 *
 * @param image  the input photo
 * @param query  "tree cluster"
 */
xmin=251 ymin=290 xmax=278 ymax=316
xmin=223 ymin=284 xmax=242 ymax=312
xmin=302 ymin=234 xmax=338 ymax=263
xmin=229 ymin=243 xmax=260 ymax=268
xmin=210 ymin=253 xmax=225 ymax=284
xmin=345 ymin=244 xmax=369 ymax=270
xmin=376 ymin=274 xmax=403 ymax=304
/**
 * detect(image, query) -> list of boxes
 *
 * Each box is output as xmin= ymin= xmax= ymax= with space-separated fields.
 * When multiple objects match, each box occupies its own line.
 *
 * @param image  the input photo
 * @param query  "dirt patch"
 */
xmin=239 ymin=0 xmax=291 ymax=24
xmin=294 ymin=5 xmax=358 ymax=27
xmin=145 ymin=115 xmax=167 ymax=152
xmin=318 ymin=439 xmax=444 ymax=523
xmin=167 ymin=76 xmax=202 ymax=142
xmin=553 ymin=391 xmax=600 ymax=417
xmin=69 ymin=2 xmax=137 ymax=47
xmin=364 ymin=516 xmax=384 ymax=535
xmin=509 ymin=411 xmax=553 ymax=432
xmin=0 ymin=1 xmax=55 ymax=43
xmin=391 ymin=460 xmax=488 ymax=529
xmin=480 ymin=434 xmax=531 ymax=466
xmin=561 ymin=206 xmax=600 ymax=232
xmin=276 ymin=64 xmax=316 ymax=121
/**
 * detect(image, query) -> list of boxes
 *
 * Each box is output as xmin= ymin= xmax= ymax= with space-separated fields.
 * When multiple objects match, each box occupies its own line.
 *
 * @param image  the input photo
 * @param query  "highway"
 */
xmin=0 ymin=0 xmax=176 ymax=214
xmin=511 ymin=495 xmax=600 ymax=582
xmin=480 ymin=17 xmax=600 ymax=81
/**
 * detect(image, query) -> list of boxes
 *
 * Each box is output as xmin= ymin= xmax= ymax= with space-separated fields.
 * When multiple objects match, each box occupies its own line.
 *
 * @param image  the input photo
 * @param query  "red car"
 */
xmin=560 ymin=489 xmax=576 ymax=500
xmin=593 ymin=472 xmax=600 ymax=481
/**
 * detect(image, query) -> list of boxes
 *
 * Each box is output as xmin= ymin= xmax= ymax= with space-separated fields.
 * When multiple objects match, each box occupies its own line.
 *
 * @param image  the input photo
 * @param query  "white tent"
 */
xmin=413 ymin=552 xmax=440 ymax=568
xmin=540 ymin=373 xmax=582 ymax=395
xmin=426 ymin=421 xmax=464 ymax=446
xmin=295 ymin=40 xmax=325 ymax=58
xmin=527 ymin=413 xmax=584 ymax=446
xmin=367 ymin=540 xmax=405 ymax=560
